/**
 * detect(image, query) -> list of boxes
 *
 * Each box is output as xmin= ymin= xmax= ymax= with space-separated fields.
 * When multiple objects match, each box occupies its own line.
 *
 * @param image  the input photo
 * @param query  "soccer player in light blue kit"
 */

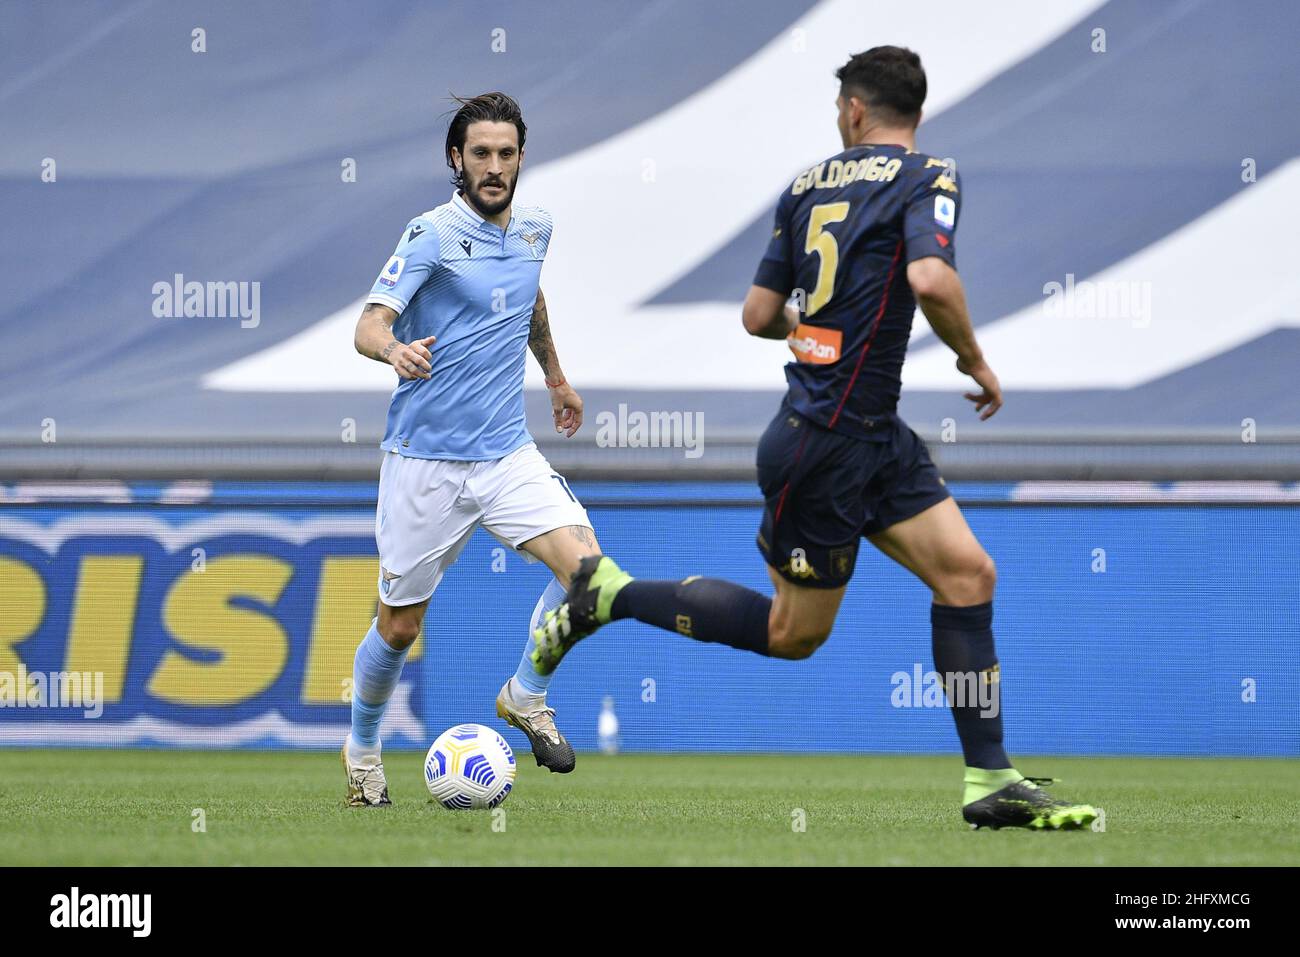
xmin=343 ymin=92 xmax=597 ymax=806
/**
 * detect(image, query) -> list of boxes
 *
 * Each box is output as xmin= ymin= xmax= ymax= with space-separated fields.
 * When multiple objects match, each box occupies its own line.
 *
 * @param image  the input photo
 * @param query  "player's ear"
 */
xmin=450 ymin=146 xmax=463 ymax=173
xmin=847 ymin=95 xmax=864 ymax=130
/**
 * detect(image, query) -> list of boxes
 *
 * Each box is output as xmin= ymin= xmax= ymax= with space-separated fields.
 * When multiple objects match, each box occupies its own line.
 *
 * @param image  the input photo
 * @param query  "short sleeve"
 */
xmin=752 ymin=188 xmax=796 ymax=295
xmin=902 ymin=162 xmax=960 ymax=268
xmin=366 ymin=219 xmax=441 ymax=314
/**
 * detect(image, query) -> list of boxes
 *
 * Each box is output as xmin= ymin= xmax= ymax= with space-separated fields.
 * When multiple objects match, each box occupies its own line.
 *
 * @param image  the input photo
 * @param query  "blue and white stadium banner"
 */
xmin=4 ymin=0 xmax=1299 ymax=448
xmin=0 ymin=482 xmax=1295 ymax=756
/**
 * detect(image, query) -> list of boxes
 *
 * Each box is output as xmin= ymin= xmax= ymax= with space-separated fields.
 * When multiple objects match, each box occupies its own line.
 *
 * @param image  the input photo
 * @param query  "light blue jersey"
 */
xmin=366 ymin=190 xmax=552 ymax=460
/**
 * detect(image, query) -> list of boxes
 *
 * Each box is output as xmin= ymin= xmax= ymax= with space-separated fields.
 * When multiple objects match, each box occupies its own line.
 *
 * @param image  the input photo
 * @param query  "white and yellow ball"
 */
xmin=424 ymin=724 xmax=516 ymax=810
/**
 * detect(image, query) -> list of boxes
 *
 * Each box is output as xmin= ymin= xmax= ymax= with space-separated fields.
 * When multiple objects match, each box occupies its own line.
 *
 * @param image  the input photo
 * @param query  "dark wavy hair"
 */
xmin=444 ymin=92 xmax=527 ymax=189
xmin=835 ymin=46 xmax=927 ymax=125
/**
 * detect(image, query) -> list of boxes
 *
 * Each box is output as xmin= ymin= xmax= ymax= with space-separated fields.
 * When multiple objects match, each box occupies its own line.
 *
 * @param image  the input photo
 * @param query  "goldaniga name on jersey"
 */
xmin=791 ymin=155 xmax=903 ymax=195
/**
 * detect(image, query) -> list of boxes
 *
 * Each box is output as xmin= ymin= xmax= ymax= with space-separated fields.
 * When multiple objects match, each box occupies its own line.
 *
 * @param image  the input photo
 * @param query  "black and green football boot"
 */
xmin=962 ymin=774 xmax=1099 ymax=830
xmin=530 ymin=555 xmax=632 ymax=676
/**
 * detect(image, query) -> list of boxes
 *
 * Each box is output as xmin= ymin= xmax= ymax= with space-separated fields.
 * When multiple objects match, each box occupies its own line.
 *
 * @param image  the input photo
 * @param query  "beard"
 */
xmin=463 ymin=170 xmax=516 ymax=217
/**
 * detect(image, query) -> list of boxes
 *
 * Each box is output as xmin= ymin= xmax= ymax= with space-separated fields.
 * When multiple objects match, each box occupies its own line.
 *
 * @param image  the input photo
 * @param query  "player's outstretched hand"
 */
xmin=386 ymin=335 xmax=436 ymax=380
xmin=956 ymin=355 xmax=1003 ymax=420
xmin=549 ymin=381 xmax=583 ymax=437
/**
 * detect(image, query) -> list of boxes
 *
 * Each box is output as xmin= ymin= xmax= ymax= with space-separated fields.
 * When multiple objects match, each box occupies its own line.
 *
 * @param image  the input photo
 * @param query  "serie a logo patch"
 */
xmin=379 ymin=255 xmax=406 ymax=286
xmin=934 ymin=196 xmax=956 ymax=229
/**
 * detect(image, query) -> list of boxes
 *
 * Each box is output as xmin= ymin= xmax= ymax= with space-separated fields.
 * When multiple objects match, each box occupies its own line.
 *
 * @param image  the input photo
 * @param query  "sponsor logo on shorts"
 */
xmin=781 ymin=548 xmax=821 ymax=580
xmin=787 ymin=323 xmax=842 ymax=365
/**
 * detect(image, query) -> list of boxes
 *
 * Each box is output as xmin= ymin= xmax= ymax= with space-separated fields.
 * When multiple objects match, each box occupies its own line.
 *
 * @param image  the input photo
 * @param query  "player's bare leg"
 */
xmin=867 ymin=497 xmax=994 ymax=605
xmin=520 ymin=523 xmax=602 ymax=580
xmin=869 ymin=498 xmax=1097 ymax=829
xmin=343 ymin=597 xmax=428 ymax=806
xmin=762 ymin=567 xmax=846 ymax=660
xmin=495 ymin=524 xmax=602 ymax=773
xmin=378 ymin=598 xmax=430 ymax=649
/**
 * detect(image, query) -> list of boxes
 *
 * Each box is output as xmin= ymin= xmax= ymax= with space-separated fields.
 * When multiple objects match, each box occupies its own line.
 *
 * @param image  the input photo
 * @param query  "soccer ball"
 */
xmin=424 ymin=723 xmax=516 ymax=810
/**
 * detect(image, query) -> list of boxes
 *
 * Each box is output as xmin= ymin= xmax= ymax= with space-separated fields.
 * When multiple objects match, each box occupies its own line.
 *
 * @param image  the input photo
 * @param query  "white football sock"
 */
xmin=506 ymin=676 xmax=545 ymax=709
xmin=346 ymin=733 xmax=381 ymax=762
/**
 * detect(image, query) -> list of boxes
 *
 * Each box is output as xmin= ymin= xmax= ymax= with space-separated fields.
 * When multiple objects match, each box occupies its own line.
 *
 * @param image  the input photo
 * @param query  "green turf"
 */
xmin=1 ymin=750 xmax=1296 ymax=866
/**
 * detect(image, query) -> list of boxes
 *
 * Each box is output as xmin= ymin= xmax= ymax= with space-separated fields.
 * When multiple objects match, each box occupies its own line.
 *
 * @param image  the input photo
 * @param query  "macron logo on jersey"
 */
xmin=934 ymin=196 xmax=956 ymax=230
xmin=379 ymin=255 xmax=405 ymax=286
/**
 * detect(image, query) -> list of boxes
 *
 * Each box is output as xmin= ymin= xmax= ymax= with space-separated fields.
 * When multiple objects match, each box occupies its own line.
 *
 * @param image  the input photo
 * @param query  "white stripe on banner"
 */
xmin=0 ymin=513 xmax=373 ymax=552
xmin=1010 ymin=481 xmax=1300 ymax=503
xmin=903 ymin=158 xmax=1300 ymax=390
xmin=203 ymin=0 xmax=1106 ymax=393
xmin=0 ymin=683 xmax=420 ymax=748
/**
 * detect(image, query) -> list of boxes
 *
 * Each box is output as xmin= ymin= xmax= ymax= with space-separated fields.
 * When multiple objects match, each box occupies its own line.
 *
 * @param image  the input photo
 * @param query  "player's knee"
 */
xmin=972 ymin=553 xmax=997 ymax=600
xmin=379 ymin=613 xmax=422 ymax=650
xmin=783 ymin=634 xmax=827 ymax=660
xmin=768 ymin=620 xmax=830 ymax=660
xmin=938 ymin=551 xmax=996 ymax=605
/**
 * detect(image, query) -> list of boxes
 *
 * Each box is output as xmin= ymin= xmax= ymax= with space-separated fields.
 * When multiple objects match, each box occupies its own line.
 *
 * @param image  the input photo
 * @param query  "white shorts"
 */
xmin=375 ymin=442 xmax=591 ymax=606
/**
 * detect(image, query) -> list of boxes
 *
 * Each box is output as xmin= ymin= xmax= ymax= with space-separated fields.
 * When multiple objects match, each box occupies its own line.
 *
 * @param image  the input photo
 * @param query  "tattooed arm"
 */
xmin=529 ymin=288 xmax=584 ymax=437
xmin=353 ymin=302 xmax=435 ymax=380
xmin=528 ymin=288 xmax=562 ymax=382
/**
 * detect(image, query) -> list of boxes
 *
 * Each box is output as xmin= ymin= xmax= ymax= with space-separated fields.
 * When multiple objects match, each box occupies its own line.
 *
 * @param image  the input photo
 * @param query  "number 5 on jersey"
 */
xmin=804 ymin=201 xmax=850 ymax=315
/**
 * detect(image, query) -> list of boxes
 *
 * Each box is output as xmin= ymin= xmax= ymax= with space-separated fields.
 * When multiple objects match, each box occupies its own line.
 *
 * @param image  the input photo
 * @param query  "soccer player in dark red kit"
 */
xmin=533 ymin=47 xmax=1098 ymax=830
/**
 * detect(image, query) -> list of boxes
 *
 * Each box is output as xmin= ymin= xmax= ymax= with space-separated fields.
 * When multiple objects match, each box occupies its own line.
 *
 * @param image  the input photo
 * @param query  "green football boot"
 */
xmin=530 ymin=555 xmax=632 ymax=676
xmin=963 ymin=774 xmax=1099 ymax=830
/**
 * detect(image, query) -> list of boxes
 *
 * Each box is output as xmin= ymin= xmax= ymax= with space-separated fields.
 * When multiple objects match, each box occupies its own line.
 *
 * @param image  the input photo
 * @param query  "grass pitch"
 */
xmin=1 ymin=750 xmax=1296 ymax=866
